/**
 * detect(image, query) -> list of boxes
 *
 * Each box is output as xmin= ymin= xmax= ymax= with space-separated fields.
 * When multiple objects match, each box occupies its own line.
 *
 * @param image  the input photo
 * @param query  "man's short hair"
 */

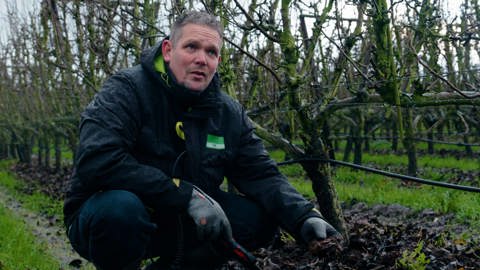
xmin=170 ymin=10 xmax=224 ymax=46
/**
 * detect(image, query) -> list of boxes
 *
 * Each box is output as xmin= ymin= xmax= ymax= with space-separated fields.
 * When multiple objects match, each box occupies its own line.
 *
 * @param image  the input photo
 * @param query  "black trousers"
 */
xmin=67 ymin=189 xmax=277 ymax=270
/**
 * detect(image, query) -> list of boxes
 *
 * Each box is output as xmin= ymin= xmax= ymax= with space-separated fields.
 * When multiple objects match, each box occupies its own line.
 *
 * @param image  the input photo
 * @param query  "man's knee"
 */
xmin=88 ymin=190 xmax=150 ymax=228
xmin=69 ymin=190 xmax=157 ymax=269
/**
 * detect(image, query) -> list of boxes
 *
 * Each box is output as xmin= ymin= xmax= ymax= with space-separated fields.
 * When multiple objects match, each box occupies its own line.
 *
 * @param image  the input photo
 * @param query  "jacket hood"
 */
xmin=140 ymin=39 xmax=221 ymax=112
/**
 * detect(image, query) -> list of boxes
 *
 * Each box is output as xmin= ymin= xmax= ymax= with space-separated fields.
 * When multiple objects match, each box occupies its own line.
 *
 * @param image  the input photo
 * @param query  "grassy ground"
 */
xmin=271 ymin=140 xmax=480 ymax=230
xmin=0 ymin=198 xmax=60 ymax=269
xmin=0 ymin=161 xmax=62 ymax=217
xmin=0 ymin=161 xmax=93 ymax=269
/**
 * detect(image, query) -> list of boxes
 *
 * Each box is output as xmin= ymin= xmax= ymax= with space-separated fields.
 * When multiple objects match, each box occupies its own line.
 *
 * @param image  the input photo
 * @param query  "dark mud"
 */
xmin=236 ymin=202 xmax=480 ymax=270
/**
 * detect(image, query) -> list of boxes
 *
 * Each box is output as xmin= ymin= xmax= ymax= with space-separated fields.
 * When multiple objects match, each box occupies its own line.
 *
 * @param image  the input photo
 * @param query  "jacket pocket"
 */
xmin=201 ymin=149 xmax=227 ymax=185
xmin=202 ymin=149 xmax=227 ymax=167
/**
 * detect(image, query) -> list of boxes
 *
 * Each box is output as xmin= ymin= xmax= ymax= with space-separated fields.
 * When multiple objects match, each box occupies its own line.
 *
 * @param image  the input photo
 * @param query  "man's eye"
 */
xmin=208 ymin=50 xmax=218 ymax=56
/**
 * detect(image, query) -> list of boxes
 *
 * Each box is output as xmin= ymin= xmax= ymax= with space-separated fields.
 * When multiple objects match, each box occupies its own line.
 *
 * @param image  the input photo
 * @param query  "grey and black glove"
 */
xmin=300 ymin=217 xmax=340 ymax=243
xmin=187 ymin=186 xmax=233 ymax=241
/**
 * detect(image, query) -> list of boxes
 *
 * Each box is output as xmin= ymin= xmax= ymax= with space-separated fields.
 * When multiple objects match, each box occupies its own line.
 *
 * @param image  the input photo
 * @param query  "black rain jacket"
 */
xmin=63 ymin=41 xmax=321 ymax=238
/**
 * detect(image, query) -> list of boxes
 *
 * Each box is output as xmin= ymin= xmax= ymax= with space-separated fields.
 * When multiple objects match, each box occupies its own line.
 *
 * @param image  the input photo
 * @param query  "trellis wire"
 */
xmin=278 ymin=157 xmax=480 ymax=193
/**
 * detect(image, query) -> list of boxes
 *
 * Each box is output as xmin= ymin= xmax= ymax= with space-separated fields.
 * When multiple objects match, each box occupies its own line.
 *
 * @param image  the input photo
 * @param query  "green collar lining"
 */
xmin=154 ymin=54 xmax=166 ymax=73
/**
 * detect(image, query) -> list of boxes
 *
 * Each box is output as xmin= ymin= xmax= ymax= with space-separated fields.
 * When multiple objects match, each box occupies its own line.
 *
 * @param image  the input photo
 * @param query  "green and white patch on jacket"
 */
xmin=206 ymin=134 xmax=225 ymax=150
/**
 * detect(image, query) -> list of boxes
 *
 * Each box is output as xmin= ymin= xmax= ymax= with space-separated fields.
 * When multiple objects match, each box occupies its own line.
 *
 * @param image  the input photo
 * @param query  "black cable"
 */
xmin=169 ymin=151 xmax=187 ymax=270
xmin=412 ymin=137 xmax=480 ymax=147
xmin=169 ymin=214 xmax=184 ymax=270
xmin=171 ymin=151 xmax=187 ymax=179
xmin=278 ymin=157 xmax=480 ymax=193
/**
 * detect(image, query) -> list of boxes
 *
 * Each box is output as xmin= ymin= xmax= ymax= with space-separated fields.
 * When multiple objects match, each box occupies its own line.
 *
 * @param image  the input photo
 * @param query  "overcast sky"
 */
xmin=0 ymin=0 xmax=38 ymax=17
xmin=0 ymin=0 xmax=40 ymax=42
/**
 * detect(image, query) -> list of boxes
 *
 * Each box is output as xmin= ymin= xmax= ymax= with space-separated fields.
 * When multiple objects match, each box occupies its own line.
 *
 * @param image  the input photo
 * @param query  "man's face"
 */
xmin=162 ymin=24 xmax=222 ymax=92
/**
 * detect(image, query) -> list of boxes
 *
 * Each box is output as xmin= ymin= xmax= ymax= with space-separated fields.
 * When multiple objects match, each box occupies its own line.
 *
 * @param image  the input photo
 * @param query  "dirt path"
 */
xmin=0 ymin=186 xmax=92 ymax=269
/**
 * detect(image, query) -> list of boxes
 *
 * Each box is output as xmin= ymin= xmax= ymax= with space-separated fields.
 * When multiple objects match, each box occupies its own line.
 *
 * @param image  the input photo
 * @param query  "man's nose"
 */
xmin=194 ymin=51 xmax=207 ymax=65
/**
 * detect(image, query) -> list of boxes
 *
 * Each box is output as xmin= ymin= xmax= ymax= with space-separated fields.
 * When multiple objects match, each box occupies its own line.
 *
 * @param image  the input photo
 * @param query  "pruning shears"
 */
xmin=222 ymin=238 xmax=262 ymax=270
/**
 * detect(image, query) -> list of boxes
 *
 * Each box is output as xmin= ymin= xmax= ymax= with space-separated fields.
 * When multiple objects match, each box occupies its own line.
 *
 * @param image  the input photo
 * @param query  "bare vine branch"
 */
xmin=223 ymin=36 xmax=282 ymax=83
xmin=409 ymin=42 xmax=480 ymax=99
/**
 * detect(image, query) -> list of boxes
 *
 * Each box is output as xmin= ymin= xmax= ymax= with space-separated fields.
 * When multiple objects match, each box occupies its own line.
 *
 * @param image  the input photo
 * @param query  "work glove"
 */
xmin=300 ymin=217 xmax=340 ymax=243
xmin=187 ymin=186 xmax=233 ymax=242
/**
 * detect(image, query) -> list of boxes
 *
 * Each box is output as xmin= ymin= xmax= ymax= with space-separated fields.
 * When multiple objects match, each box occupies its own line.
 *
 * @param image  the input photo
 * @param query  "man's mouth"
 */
xmin=190 ymin=71 xmax=206 ymax=78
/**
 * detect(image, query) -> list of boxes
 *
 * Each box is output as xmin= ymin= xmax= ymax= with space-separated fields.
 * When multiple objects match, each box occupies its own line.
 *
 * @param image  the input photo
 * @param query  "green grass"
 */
xmin=0 ymin=169 xmax=63 ymax=217
xmin=414 ymin=140 xmax=480 ymax=152
xmin=0 ymin=203 xmax=60 ymax=269
xmin=0 ymin=157 xmax=63 ymax=218
xmin=309 ymin=169 xmax=477 ymax=224
xmin=419 ymin=155 xmax=479 ymax=170
xmin=340 ymin=152 xmax=480 ymax=171
xmin=289 ymin=169 xmax=480 ymax=228
xmin=269 ymin=143 xmax=480 ymax=231
xmin=0 ymin=160 xmax=66 ymax=268
xmin=335 ymin=139 xmax=480 ymax=153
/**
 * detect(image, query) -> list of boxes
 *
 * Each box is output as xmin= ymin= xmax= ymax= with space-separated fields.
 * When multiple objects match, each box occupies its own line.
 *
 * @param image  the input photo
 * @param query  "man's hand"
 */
xmin=187 ymin=186 xmax=233 ymax=241
xmin=300 ymin=217 xmax=340 ymax=243
xmin=300 ymin=217 xmax=343 ymax=257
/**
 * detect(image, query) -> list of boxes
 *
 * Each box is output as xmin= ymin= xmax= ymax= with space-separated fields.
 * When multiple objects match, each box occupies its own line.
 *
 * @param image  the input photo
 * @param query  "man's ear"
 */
xmin=162 ymin=40 xmax=172 ymax=62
